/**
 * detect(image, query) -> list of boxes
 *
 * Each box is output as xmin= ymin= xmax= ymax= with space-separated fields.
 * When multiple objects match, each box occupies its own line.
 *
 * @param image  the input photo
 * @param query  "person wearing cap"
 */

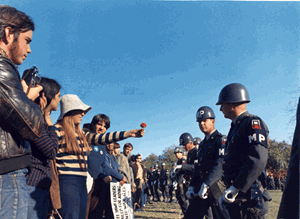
xmin=171 ymin=148 xmax=186 ymax=207
xmin=55 ymin=94 xmax=145 ymax=219
xmin=168 ymin=161 xmax=177 ymax=203
xmin=216 ymin=83 xmax=270 ymax=218
xmin=159 ymin=162 xmax=169 ymax=202
xmin=145 ymin=165 xmax=153 ymax=204
xmin=172 ymin=133 xmax=198 ymax=217
xmin=193 ymin=137 xmax=201 ymax=150
xmin=149 ymin=165 xmax=156 ymax=202
xmin=185 ymin=106 xmax=226 ymax=219
xmin=152 ymin=163 xmax=161 ymax=202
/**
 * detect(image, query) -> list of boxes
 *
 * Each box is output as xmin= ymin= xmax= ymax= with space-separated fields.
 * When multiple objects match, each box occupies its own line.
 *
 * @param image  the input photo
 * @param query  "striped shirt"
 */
xmin=55 ymin=124 xmax=126 ymax=178
xmin=26 ymin=125 xmax=59 ymax=188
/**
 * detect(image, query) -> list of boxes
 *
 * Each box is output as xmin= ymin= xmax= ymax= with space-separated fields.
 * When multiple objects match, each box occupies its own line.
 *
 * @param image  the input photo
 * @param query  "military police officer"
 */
xmin=185 ymin=106 xmax=226 ymax=219
xmin=153 ymin=163 xmax=161 ymax=201
xmin=149 ymin=165 xmax=155 ymax=202
xmin=172 ymin=133 xmax=198 ymax=217
xmin=171 ymin=147 xmax=187 ymax=213
xmin=193 ymin=137 xmax=201 ymax=150
xmin=159 ymin=162 xmax=169 ymax=202
xmin=145 ymin=165 xmax=153 ymax=204
xmin=217 ymin=83 xmax=270 ymax=218
xmin=169 ymin=161 xmax=177 ymax=203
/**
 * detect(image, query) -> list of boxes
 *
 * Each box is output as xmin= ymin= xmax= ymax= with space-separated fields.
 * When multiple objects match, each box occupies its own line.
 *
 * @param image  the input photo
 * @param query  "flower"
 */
xmin=140 ymin=122 xmax=147 ymax=128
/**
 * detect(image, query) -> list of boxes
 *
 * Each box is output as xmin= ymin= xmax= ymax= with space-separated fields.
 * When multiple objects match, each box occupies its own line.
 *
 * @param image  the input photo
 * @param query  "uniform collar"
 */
xmin=232 ymin=110 xmax=248 ymax=125
xmin=205 ymin=129 xmax=216 ymax=141
xmin=189 ymin=146 xmax=197 ymax=153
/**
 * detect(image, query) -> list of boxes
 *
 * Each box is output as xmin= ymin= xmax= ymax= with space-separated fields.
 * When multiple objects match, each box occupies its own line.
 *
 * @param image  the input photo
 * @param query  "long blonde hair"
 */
xmin=58 ymin=113 xmax=89 ymax=155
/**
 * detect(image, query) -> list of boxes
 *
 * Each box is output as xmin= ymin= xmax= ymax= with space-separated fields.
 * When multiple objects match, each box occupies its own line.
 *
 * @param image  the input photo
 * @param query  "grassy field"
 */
xmin=134 ymin=190 xmax=282 ymax=219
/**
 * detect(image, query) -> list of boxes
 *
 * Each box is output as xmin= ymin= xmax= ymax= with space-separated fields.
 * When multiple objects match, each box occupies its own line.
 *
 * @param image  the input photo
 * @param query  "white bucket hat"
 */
xmin=57 ymin=94 xmax=91 ymax=121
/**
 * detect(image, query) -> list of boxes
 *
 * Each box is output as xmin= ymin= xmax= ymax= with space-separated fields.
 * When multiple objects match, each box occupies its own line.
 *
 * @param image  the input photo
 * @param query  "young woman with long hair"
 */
xmin=55 ymin=94 xmax=145 ymax=219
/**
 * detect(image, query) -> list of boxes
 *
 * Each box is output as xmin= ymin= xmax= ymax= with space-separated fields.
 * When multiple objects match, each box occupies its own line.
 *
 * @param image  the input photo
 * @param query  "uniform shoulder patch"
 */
xmin=221 ymin=135 xmax=227 ymax=145
xmin=252 ymin=119 xmax=261 ymax=129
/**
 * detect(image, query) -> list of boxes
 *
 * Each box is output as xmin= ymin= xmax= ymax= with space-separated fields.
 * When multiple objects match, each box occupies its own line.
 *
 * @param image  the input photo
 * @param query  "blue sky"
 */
xmin=4 ymin=1 xmax=300 ymax=157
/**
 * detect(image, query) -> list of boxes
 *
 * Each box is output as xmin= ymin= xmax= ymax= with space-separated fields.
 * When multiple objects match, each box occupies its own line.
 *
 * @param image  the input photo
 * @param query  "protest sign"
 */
xmin=110 ymin=182 xmax=133 ymax=219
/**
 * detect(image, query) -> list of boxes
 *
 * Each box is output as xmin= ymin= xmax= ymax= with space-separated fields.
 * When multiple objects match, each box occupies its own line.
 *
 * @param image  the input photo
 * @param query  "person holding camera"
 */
xmin=23 ymin=76 xmax=61 ymax=219
xmin=0 ymin=6 xmax=45 ymax=219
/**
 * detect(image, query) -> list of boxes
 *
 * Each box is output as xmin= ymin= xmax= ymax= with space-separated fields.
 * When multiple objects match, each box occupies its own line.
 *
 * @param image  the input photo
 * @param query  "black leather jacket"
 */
xmin=0 ymin=57 xmax=44 ymax=174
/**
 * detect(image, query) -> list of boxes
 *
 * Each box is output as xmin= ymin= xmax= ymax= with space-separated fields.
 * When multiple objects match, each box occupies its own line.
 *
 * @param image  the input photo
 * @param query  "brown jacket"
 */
xmin=131 ymin=163 xmax=146 ymax=180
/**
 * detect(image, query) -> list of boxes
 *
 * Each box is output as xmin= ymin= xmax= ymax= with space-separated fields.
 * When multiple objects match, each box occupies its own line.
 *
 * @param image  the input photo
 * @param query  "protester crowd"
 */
xmin=0 ymin=5 xmax=275 ymax=219
xmin=0 ymin=5 xmax=146 ymax=219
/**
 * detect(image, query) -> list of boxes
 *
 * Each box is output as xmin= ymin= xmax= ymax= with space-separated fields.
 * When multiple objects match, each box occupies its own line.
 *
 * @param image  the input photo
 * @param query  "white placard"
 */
xmin=86 ymin=172 xmax=93 ymax=193
xmin=110 ymin=182 xmax=133 ymax=219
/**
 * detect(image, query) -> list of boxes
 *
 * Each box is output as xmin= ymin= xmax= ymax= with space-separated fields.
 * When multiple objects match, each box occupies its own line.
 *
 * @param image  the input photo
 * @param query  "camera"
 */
xmin=22 ymin=66 xmax=41 ymax=87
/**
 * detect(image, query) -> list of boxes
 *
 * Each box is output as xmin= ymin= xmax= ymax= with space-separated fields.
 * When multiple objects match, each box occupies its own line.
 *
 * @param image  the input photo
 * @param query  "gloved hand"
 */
xmin=223 ymin=185 xmax=239 ymax=203
xmin=186 ymin=186 xmax=195 ymax=199
xmin=171 ymin=165 xmax=182 ymax=178
xmin=173 ymin=181 xmax=178 ymax=190
xmin=198 ymin=183 xmax=209 ymax=199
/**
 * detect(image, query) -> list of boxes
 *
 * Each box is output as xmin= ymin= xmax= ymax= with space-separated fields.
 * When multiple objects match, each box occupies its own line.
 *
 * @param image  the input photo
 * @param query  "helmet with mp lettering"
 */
xmin=216 ymin=83 xmax=250 ymax=105
xmin=171 ymin=161 xmax=176 ymax=167
xmin=161 ymin=162 xmax=166 ymax=166
xmin=174 ymin=147 xmax=183 ymax=154
xmin=154 ymin=163 xmax=158 ymax=168
xmin=179 ymin=133 xmax=193 ymax=146
xmin=193 ymin=137 xmax=201 ymax=145
xmin=196 ymin=106 xmax=215 ymax=122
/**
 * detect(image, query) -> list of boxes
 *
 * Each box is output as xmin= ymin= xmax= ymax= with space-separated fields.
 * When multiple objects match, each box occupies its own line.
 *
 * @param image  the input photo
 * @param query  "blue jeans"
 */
xmin=59 ymin=175 xmax=87 ymax=219
xmin=0 ymin=168 xmax=30 ymax=219
xmin=27 ymin=186 xmax=50 ymax=219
